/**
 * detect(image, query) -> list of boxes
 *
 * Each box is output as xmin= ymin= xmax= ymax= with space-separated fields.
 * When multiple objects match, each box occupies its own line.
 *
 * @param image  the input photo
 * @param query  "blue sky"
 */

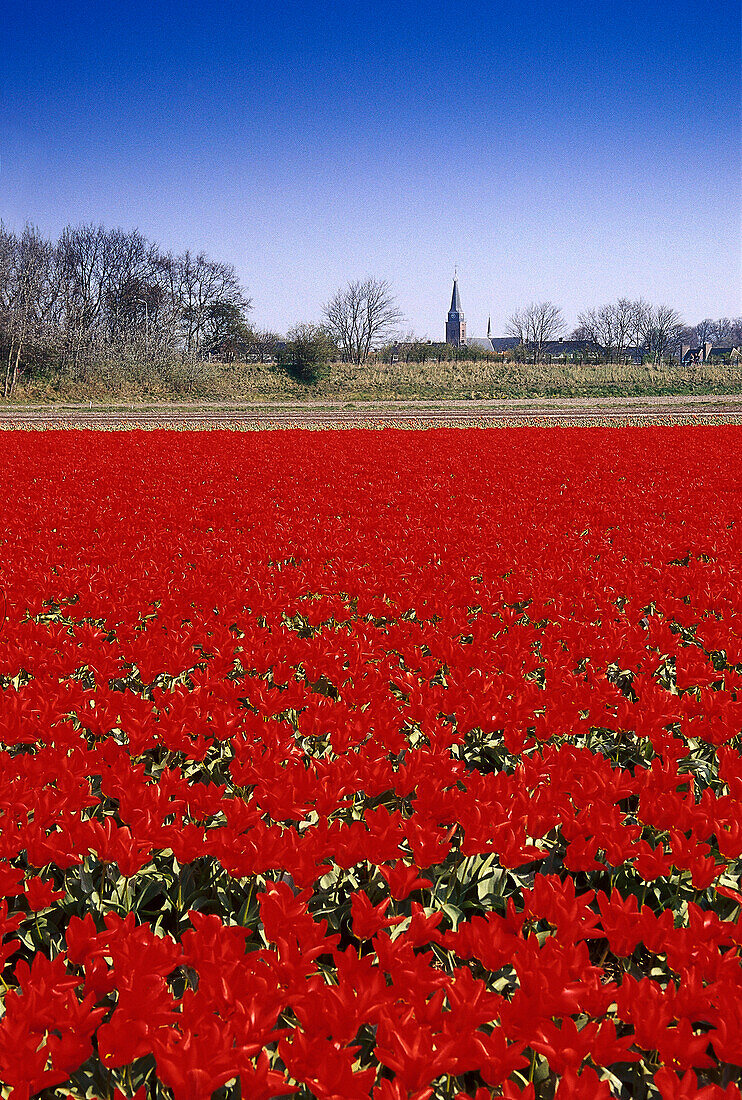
xmin=2 ymin=0 xmax=740 ymax=336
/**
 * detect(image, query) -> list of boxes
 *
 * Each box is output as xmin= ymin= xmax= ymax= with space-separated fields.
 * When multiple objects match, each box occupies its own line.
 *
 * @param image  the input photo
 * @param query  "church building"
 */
xmin=444 ymin=275 xmax=518 ymax=352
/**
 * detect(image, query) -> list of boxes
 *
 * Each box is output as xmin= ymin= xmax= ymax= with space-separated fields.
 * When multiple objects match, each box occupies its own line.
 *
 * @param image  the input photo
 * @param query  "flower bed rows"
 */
xmin=1 ymin=428 xmax=741 ymax=1099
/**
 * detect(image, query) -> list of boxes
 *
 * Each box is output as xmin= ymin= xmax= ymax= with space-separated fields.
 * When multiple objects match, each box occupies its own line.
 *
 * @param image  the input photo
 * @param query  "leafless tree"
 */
xmin=612 ymin=298 xmax=637 ymax=360
xmin=147 ymin=250 xmax=186 ymax=355
xmin=56 ymin=224 xmax=125 ymax=372
xmin=246 ymin=328 xmax=281 ymax=362
xmin=709 ymin=317 xmax=742 ymax=345
xmin=505 ymin=307 xmax=528 ymax=348
xmin=506 ymin=301 xmax=564 ymax=362
xmin=638 ymin=303 xmax=685 ymax=363
xmin=574 ymin=298 xmax=637 ymax=361
xmin=0 ymin=225 xmax=16 ymax=382
xmin=323 ymin=277 xmax=403 ymax=364
xmin=712 ymin=318 xmax=732 ymax=343
xmin=628 ymin=299 xmax=650 ymax=354
xmin=0 ymin=223 xmax=55 ymax=397
xmin=694 ymin=318 xmax=715 ymax=346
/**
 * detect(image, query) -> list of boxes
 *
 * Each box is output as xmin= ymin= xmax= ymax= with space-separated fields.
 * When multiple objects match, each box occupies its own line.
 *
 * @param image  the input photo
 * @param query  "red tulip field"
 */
xmin=1 ymin=426 xmax=742 ymax=1100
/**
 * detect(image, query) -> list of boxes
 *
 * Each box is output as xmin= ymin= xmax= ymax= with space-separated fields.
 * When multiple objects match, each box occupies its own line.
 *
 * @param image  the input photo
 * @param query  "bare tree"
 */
xmin=638 ymin=303 xmax=684 ymax=363
xmin=573 ymin=307 xmax=600 ymax=346
xmin=0 ymin=224 xmax=16 ymax=388
xmin=574 ymin=305 xmax=615 ymax=357
xmin=56 ymin=224 xmax=123 ymax=373
xmin=712 ymin=318 xmax=732 ymax=343
xmin=612 ymin=298 xmax=637 ymax=361
xmin=246 ymin=328 xmax=281 ymax=363
xmin=323 ymin=277 xmax=403 ymax=365
xmin=629 ymin=299 xmax=651 ymax=354
xmin=0 ymin=224 xmax=55 ymax=397
xmin=506 ymin=301 xmax=564 ymax=362
xmin=694 ymin=318 xmax=715 ymax=346
xmin=147 ymin=250 xmax=186 ymax=355
xmin=505 ymin=307 xmax=529 ymax=349
xmin=709 ymin=317 xmax=742 ymax=345
xmin=574 ymin=298 xmax=636 ymax=361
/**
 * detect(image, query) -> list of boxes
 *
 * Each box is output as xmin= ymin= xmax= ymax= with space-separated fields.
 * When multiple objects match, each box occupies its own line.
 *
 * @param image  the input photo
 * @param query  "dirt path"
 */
xmin=2 ymin=395 xmax=742 ymax=429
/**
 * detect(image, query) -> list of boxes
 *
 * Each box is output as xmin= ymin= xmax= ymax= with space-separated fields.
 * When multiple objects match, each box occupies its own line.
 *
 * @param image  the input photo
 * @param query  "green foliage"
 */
xmin=202 ymin=300 xmax=253 ymax=361
xmin=277 ymin=324 xmax=334 ymax=383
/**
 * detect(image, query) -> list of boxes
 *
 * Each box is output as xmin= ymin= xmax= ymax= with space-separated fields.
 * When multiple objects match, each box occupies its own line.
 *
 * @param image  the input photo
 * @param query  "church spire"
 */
xmin=487 ymin=315 xmax=491 ymax=338
xmin=445 ymin=271 xmax=467 ymax=346
xmin=449 ymin=274 xmax=462 ymax=314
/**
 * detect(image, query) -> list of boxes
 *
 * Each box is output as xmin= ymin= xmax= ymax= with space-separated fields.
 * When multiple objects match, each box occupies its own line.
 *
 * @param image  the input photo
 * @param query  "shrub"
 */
xmin=277 ymin=324 xmax=333 ymax=383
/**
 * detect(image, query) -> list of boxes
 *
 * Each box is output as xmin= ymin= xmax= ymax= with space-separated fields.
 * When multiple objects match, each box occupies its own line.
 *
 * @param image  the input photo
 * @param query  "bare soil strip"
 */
xmin=1 ymin=396 xmax=742 ymax=429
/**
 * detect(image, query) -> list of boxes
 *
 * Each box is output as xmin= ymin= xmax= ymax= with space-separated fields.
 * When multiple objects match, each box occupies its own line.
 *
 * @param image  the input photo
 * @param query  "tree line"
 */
xmin=505 ymin=300 xmax=742 ymax=364
xmin=573 ymin=301 xmax=742 ymax=364
xmin=0 ymin=224 xmax=407 ymax=392
xmin=0 ymin=222 xmax=258 ymax=397
xmin=509 ymin=299 xmax=695 ymax=365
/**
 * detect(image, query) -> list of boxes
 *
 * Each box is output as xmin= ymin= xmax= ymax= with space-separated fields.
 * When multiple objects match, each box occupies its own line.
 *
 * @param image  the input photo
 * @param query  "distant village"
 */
xmin=435 ymin=276 xmax=741 ymax=366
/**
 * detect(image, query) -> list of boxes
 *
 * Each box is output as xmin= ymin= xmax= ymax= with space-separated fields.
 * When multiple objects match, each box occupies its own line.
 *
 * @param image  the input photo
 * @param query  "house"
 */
xmin=681 ymin=342 xmax=713 ymax=364
xmin=489 ymin=336 xmax=520 ymax=354
xmin=466 ymin=336 xmax=498 ymax=352
xmin=680 ymin=342 xmax=740 ymax=364
xmin=541 ymin=341 xmax=645 ymax=363
xmin=540 ymin=339 xmax=598 ymax=360
xmin=707 ymin=346 xmax=741 ymax=363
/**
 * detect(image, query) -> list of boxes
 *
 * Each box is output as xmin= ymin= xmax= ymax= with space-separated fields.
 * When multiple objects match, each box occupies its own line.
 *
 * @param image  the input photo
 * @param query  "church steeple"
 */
xmin=445 ymin=272 xmax=467 ymax=346
xmin=450 ymin=277 xmax=462 ymax=314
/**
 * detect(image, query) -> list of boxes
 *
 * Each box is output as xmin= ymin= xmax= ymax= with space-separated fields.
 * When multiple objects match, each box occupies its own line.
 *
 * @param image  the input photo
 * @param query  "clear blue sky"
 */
xmin=2 ymin=0 xmax=740 ymax=337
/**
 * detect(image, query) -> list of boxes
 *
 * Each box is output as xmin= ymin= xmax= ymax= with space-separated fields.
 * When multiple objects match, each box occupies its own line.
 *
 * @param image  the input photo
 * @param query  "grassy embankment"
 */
xmin=5 ymin=357 xmax=742 ymax=405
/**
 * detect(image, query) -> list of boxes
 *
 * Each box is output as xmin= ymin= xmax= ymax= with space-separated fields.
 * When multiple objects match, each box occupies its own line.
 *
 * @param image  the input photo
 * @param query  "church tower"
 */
xmin=445 ymin=274 xmax=467 ymax=346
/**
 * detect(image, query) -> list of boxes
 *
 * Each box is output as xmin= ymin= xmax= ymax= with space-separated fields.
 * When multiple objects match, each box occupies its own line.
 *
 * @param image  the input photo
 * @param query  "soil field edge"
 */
xmin=2 ymin=395 xmax=742 ymax=429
